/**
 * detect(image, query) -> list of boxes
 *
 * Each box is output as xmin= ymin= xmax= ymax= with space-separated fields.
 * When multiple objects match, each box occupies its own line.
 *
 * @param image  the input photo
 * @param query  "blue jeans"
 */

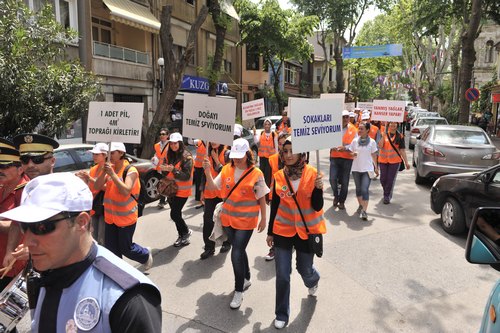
xmin=351 ymin=171 xmax=372 ymax=201
xmin=329 ymin=157 xmax=353 ymax=203
xmin=224 ymin=226 xmax=253 ymax=292
xmin=274 ymin=245 xmax=320 ymax=323
xmin=104 ymin=223 xmax=149 ymax=264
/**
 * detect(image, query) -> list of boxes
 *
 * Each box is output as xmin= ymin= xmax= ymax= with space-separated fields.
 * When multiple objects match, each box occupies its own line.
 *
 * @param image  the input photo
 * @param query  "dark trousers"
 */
xmin=260 ymin=156 xmax=271 ymax=186
xmin=169 ymin=196 xmax=189 ymax=236
xmin=104 ymin=223 xmax=149 ymax=264
xmin=379 ymin=162 xmax=400 ymax=200
xmin=329 ymin=157 xmax=353 ymax=203
xmin=203 ymin=197 xmax=222 ymax=250
xmin=193 ymin=167 xmax=204 ymax=201
xmin=224 ymin=226 xmax=253 ymax=292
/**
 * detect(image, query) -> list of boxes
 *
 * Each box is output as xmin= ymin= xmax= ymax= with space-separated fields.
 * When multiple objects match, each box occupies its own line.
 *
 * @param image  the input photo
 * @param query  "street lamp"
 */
xmin=157 ymin=57 xmax=164 ymax=94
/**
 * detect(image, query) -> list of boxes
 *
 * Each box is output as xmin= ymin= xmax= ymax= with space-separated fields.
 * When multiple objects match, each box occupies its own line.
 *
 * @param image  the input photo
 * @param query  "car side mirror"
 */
xmin=465 ymin=207 xmax=500 ymax=267
xmin=480 ymin=173 xmax=490 ymax=183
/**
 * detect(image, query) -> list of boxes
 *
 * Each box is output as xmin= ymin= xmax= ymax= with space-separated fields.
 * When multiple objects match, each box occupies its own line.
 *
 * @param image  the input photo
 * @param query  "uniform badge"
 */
xmin=281 ymin=185 xmax=288 ymax=191
xmin=24 ymin=135 xmax=33 ymax=143
xmin=286 ymin=191 xmax=293 ymax=197
xmin=65 ymin=319 xmax=77 ymax=333
xmin=226 ymin=177 xmax=231 ymax=182
xmin=241 ymin=189 xmax=247 ymax=195
xmin=74 ymin=297 xmax=100 ymax=331
xmin=279 ymin=192 xmax=285 ymax=198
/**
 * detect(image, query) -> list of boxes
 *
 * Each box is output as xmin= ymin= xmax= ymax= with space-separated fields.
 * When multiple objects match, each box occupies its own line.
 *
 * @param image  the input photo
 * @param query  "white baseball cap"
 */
xmin=342 ymin=110 xmax=350 ymax=117
xmin=0 ymin=173 xmax=92 ymax=223
xmin=234 ymin=124 xmax=243 ymax=137
xmin=110 ymin=142 xmax=126 ymax=152
xmin=349 ymin=112 xmax=356 ymax=118
xmin=169 ymin=132 xmax=183 ymax=142
xmin=229 ymin=138 xmax=250 ymax=159
xmin=361 ymin=113 xmax=370 ymax=120
xmin=89 ymin=142 xmax=109 ymax=154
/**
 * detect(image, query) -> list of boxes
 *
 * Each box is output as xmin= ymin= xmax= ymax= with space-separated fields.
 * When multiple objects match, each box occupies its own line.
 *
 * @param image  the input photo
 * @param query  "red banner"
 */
xmin=492 ymin=93 xmax=500 ymax=103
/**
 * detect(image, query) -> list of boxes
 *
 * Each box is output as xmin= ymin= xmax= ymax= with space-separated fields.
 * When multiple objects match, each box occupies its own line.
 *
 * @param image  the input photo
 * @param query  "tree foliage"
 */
xmin=236 ymin=0 xmax=318 ymax=112
xmin=0 ymin=0 xmax=100 ymax=138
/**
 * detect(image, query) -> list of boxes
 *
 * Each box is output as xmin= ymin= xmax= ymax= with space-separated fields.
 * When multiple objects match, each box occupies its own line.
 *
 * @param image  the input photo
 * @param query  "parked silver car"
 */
xmin=409 ymin=117 xmax=449 ymax=149
xmin=413 ymin=125 xmax=500 ymax=184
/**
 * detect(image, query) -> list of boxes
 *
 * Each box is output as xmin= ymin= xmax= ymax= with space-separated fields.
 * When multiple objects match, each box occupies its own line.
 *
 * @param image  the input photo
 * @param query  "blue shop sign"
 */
xmin=181 ymin=75 xmax=228 ymax=94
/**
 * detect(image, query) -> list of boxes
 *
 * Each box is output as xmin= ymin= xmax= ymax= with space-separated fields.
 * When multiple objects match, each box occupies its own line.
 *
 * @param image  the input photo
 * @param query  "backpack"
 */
xmin=122 ymin=165 xmax=146 ymax=217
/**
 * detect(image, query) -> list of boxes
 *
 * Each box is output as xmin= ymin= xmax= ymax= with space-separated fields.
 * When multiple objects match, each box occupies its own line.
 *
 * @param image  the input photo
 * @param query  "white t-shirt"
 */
xmin=213 ymin=167 xmax=270 ymax=200
xmin=350 ymin=137 xmax=378 ymax=172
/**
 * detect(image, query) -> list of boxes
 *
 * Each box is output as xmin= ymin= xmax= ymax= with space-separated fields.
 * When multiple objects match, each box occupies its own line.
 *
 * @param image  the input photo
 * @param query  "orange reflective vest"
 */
xmin=368 ymin=124 xmax=379 ymax=140
xmin=330 ymin=123 xmax=358 ymax=159
xmin=154 ymin=142 xmax=168 ymax=171
xmin=204 ymin=148 xmax=227 ymax=199
xmin=268 ymin=153 xmax=281 ymax=200
xmin=166 ymin=156 xmax=194 ymax=198
xmin=378 ymin=132 xmax=403 ymax=164
xmin=104 ymin=161 xmax=140 ymax=227
xmin=219 ymin=165 xmax=262 ymax=230
xmin=194 ymin=141 xmax=206 ymax=168
xmin=273 ymin=165 xmax=326 ymax=239
xmin=89 ymin=164 xmax=104 ymax=216
xmin=258 ymin=132 xmax=276 ymax=158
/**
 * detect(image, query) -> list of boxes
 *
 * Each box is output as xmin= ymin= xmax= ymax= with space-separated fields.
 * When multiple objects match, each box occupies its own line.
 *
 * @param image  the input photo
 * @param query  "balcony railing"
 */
xmin=93 ymin=41 xmax=149 ymax=65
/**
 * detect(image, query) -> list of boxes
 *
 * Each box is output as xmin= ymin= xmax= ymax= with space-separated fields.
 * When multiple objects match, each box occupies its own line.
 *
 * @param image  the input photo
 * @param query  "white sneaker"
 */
xmin=308 ymin=284 xmax=318 ymax=296
xmin=274 ymin=319 xmax=286 ymax=329
xmin=243 ymin=279 xmax=252 ymax=290
xmin=143 ymin=247 xmax=153 ymax=271
xmin=230 ymin=291 xmax=243 ymax=309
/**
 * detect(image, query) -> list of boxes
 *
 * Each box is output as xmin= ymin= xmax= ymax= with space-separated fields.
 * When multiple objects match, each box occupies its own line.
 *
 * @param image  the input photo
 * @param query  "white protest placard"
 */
xmin=183 ymin=93 xmax=236 ymax=146
xmin=345 ymin=102 xmax=355 ymax=111
xmin=242 ymin=98 xmax=265 ymax=120
xmin=320 ymin=93 xmax=345 ymax=101
xmin=289 ymin=97 xmax=343 ymax=154
xmin=87 ymin=102 xmax=144 ymax=144
xmin=371 ymin=100 xmax=406 ymax=122
xmin=357 ymin=101 xmax=373 ymax=110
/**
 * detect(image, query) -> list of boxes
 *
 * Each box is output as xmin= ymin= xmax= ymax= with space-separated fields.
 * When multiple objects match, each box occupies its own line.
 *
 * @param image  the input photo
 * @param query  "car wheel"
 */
xmin=414 ymin=166 xmax=426 ymax=184
xmin=440 ymin=197 xmax=466 ymax=234
xmin=143 ymin=172 xmax=161 ymax=203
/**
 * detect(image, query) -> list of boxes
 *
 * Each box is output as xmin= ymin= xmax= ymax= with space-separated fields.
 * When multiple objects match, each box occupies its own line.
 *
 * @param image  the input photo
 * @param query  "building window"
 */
xmin=186 ymin=0 xmax=195 ymax=5
xmin=485 ymin=40 xmax=494 ymax=63
xmin=246 ymin=46 xmax=260 ymax=71
xmin=315 ymin=67 xmax=321 ymax=83
xmin=243 ymin=93 xmax=250 ymax=103
xmin=285 ymin=64 xmax=297 ymax=86
xmin=29 ymin=0 xmax=78 ymax=32
xmin=224 ymin=59 xmax=232 ymax=73
xmin=329 ymin=68 xmax=332 ymax=82
xmin=92 ymin=17 xmax=112 ymax=44
xmin=329 ymin=44 xmax=333 ymax=56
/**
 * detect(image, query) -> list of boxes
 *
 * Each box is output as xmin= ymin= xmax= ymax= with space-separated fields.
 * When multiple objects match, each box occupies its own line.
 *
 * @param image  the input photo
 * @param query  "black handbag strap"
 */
xmin=284 ymin=173 xmax=310 ymax=233
xmin=386 ymin=130 xmax=404 ymax=161
xmin=122 ymin=164 xmax=139 ymax=203
xmin=224 ymin=167 xmax=255 ymax=203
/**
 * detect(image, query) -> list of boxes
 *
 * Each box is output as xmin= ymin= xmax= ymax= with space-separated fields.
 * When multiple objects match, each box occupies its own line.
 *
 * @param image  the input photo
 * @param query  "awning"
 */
xmin=220 ymin=0 xmax=240 ymax=21
xmin=102 ymin=0 xmax=161 ymax=34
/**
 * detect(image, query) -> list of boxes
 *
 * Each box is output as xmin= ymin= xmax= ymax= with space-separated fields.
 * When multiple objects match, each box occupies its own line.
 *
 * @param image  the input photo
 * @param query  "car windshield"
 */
xmin=417 ymin=118 xmax=448 ymax=126
xmin=434 ymin=129 xmax=489 ymax=145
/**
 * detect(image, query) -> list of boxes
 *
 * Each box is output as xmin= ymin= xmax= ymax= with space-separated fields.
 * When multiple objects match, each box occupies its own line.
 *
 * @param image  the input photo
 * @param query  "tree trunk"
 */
xmin=140 ymin=5 xmax=208 ymax=158
xmin=208 ymin=0 xmax=227 ymax=97
xmin=458 ymin=0 xmax=482 ymax=124
xmin=450 ymin=27 xmax=462 ymax=104
xmin=268 ymin=57 xmax=284 ymax=114
xmin=333 ymin=34 xmax=344 ymax=93
xmin=317 ymin=31 xmax=329 ymax=94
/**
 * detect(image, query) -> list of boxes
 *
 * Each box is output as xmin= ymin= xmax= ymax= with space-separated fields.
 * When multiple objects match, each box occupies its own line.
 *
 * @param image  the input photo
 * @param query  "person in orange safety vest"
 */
xmin=266 ymin=135 xmax=326 ymax=329
xmin=152 ymin=128 xmax=169 ymax=209
xmin=329 ymin=110 xmax=358 ymax=210
xmin=203 ymin=138 xmax=269 ymax=310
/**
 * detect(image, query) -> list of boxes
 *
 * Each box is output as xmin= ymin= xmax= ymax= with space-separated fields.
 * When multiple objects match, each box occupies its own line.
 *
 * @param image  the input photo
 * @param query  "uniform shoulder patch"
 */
xmin=93 ymin=256 xmax=140 ymax=290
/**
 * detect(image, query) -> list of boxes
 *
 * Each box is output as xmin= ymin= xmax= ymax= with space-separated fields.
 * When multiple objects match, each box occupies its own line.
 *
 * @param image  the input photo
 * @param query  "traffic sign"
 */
xmin=465 ymin=88 xmax=480 ymax=102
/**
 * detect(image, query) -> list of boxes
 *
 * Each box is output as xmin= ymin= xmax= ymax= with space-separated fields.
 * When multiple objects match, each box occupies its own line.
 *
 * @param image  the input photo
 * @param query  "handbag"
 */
xmin=92 ymin=190 xmax=105 ymax=216
xmin=386 ymin=131 xmax=406 ymax=172
xmin=284 ymin=174 xmax=323 ymax=258
xmin=210 ymin=167 xmax=255 ymax=242
xmin=157 ymin=178 xmax=178 ymax=197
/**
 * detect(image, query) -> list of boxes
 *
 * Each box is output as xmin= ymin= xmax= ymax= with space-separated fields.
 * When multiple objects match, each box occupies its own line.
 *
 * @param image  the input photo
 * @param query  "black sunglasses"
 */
xmin=20 ymin=212 xmax=80 ymax=235
xmin=20 ymin=155 xmax=52 ymax=165
xmin=0 ymin=162 xmax=19 ymax=170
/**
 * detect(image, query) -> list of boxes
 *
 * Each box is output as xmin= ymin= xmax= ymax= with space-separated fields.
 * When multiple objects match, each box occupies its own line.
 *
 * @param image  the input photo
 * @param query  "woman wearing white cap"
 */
xmin=160 ymin=132 xmax=194 ymax=247
xmin=76 ymin=143 xmax=109 ymax=245
xmin=204 ymin=138 xmax=269 ymax=309
xmin=94 ymin=142 xmax=153 ymax=269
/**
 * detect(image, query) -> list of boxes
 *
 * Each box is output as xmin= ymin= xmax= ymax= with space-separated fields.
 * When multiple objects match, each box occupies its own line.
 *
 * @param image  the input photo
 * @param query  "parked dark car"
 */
xmin=430 ymin=164 xmax=500 ymax=234
xmin=53 ymin=144 xmax=160 ymax=203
